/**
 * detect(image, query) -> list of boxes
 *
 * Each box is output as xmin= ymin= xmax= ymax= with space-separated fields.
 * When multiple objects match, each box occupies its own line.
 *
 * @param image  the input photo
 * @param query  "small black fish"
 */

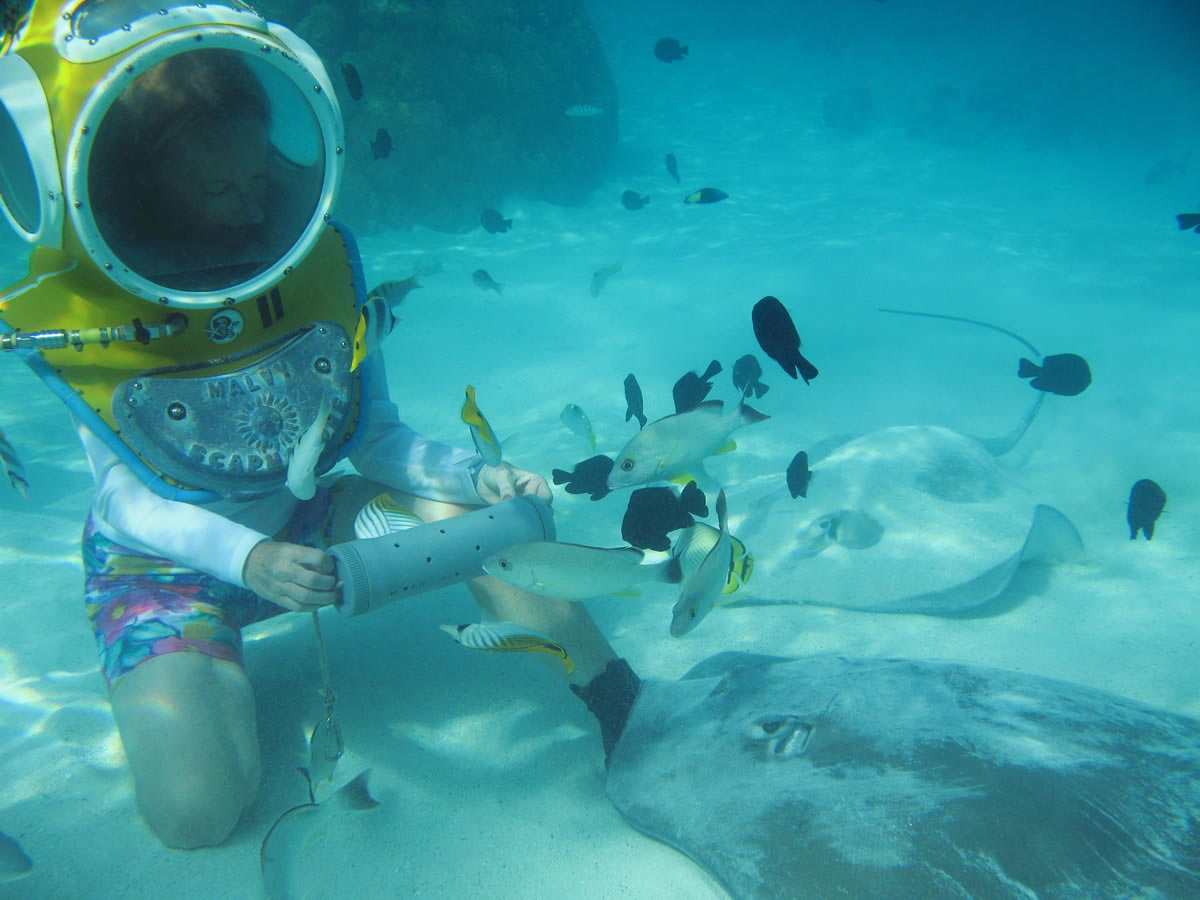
xmin=1017 ymin=354 xmax=1091 ymax=396
xmin=1176 ymin=213 xmax=1200 ymax=233
xmin=621 ymin=190 xmax=649 ymax=211
xmin=665 ymin=153 xmax=680 ymax=183
xmin=1127 ymin=479 xmax=1166 ymax=540
xmin=480 ymin=208 xmax=512 ymax=233
xmin=654 ymin=37 xmax=688 ymax=63
xmin=471 ymin=269 xmax=503 ymax=294
xmin=622 ymin=481 xmax=708 ymax=551
xmin=673 ymin=360 xmax=722 ymax=414
xmin=752 ymin=296 xmax=819 ymax=383
xmin=684 ymin=188 xmax=728 ymax=204
xmin=786 ymin=451 xmax=811 ymax=499
xmin=341 ymin=62 xmax=363 ymax=101
xmin=370 ymin=127 xmax=391 ymax=160
xmin=732 ymin=354 xmax=769 ymax=399
xmin=551 ymin=454 xmax=614 ymax=501
xmin=624 ymin=373 xmax=647 ymax=429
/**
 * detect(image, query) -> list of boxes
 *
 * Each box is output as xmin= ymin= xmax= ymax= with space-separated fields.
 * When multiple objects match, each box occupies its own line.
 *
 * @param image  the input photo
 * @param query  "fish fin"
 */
xmin=612 ymin=588 xmax=641 ymax=598
xmin=350 ymin=311 xmax=369 ymax=371
xmin=695 ymin=399 xmax=724 ymax=412
xmin=670 ymin=472 xmax=698 ymax=485
xmin=713 ymin=440 xmax=737 ymax=455
xmin=754 ymin=382 xmax=769 ymax=398
xmin=1176 ymin=213 xmax=1200 ymax=230
xmin=1017 ymin=357 xmax=1040 ymax=378
xmin=737 ymin=402 xmax=770 ymax=425
xmin=680 ymin=480 xmax=709 ymax=516
xmin=551 ymin=468 xmax=572 ymax=485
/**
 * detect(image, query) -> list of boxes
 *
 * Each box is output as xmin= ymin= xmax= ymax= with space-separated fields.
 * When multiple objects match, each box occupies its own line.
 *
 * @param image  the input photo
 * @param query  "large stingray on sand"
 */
xmin=607 ymin=652 xmax=1200 ymax=899
xmin=741 ymin=414 xmax=1083 ymax=614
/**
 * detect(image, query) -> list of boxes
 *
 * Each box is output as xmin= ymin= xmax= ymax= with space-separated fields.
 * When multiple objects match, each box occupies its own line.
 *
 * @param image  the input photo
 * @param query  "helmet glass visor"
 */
xmin=86 ymin=48 xmax=326 ymax=293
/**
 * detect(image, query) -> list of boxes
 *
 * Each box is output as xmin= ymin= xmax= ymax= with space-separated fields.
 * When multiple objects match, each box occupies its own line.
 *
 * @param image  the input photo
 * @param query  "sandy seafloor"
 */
xmin=1 ymin=2 xmax=1198 ymax=897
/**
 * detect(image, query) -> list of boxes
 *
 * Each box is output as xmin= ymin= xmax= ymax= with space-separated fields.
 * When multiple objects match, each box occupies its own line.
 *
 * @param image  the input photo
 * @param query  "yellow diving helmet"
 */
xmin=0 ymin=0 xmax=344 ymax=307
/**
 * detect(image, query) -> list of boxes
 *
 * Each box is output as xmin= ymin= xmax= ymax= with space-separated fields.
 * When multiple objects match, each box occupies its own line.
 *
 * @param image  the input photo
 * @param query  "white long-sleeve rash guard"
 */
xmin=77 ymin=395 xmax=484 ymax=588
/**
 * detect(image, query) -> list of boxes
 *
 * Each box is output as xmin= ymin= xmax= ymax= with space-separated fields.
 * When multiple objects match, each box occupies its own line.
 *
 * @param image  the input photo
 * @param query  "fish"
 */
xmin=1144 ymin=151 xmax=1190 ymax=184
xmin=731 ymin=353 xmax=769 ymax=399
xmin=560 ymin=403 xmax=597 ymax=452
xmin=461 ymin=385 xmax=502 ymax=467
xmin=368 ymin=276 xmax=421 ymax=307
xmin=608 ymin=399 xmax=770 ymax=491
xmin=590 ymin=262 xmax=622 ymax=298
xmin=479 ymin=208 xmax=512 ymax=233
xmin=623 ymin=373 xmax=647 ymax=429
xmin=482 ymin=542 xmax=681 ymax=600
xmin=785 ymin=451 xmax=810 ymax=498
xmin=0 ymin=830 xmax=32 ymax=883
xmin=286 ymin=389 xmax=334 ymax=500
xmin=471 ymin=269 xmax=503 ymax=294
xmin=564 ymin=103 xmax=605 ymax=117
xmin=752 ymin=295 xmax=819 ymax=383
xmin=340 ymin=62 xmax=363 ymax=100
xmin=670 ymin=490 xmax=734 ymax=636
xmin=551 ymin=454 xmax=614 ymax=501
xmin=654 ymin=37 xmax=688 ymax=63
xmin=1128 ymin=478 xmax=1166 ymax=540
xmin=665 ymin=152 xmax=680 ymax=183
xmin=350 ymin=295 xmax=398 ymax=369
xmin=0 ymin=429 xmax=29 ymax=498
xmin=260 ymin=770 xmax=380 ymax=900
xmin=297 ymin=715 xmax=343 ymax=797
xmin=352 ymin=492 xmax=423 ymax=540
xmin=621 ymin=190 xmax=649 ymax=211
xmin=684 ymin=187 xmax=728 ymax=204
xmin=606 ymin=652 xmax=1200 ymax=899
xmin=1017 ymin=353 xmax=1092 ymax=396
xmin=621 ymin=480 xmax=708 ymax=552
xmin=369 ymin=127 xmax=391 ymax=160
xmin=672 ymin=359 xmax=722 ymax=413
xmin=1175 ymin=212 xmax=1200 ymax=232
xmin=440 ymin=622 xmax=574 ymax=675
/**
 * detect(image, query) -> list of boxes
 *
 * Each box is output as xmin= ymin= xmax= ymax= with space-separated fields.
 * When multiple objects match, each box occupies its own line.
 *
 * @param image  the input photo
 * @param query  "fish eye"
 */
xmin=621 ymin=459 xmax=635 ymax=471
xmin=688 ymin=608 xmax=696 ymax=619
xmin=496 ymin=558 xmax=510 ymax=570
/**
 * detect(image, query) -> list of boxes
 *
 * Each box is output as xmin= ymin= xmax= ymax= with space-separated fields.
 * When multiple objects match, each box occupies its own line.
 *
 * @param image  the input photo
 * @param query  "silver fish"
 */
xmin=671 ymin=490 xmax=732 ymax=635
xmin=298 ymin=715 xmax=343 ymax=797
xmin=472 ymin=269 xmax=504 ymax=294
xmin=483 ymin=541 xmax=679 ymax=600
xmin=590 ymin=262 xmax=622 ymax=298
xmin=560 ymin=403 xmax=597 ymax=451
xmin=286 ymin=389 xmax=334 ymax=500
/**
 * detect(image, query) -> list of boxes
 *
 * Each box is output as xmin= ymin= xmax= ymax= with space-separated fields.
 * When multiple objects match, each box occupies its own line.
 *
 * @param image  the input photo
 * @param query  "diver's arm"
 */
xmin=76 ymin=424 xmax=269 ymax=587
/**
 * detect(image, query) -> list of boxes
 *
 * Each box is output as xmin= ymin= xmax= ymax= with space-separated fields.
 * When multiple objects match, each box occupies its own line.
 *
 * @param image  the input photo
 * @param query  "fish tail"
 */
xmin=737 ymin=401 xmax=770 ymax=425
xmin=1176 ymin=213 xmax=1200 ymax=231
xmin=1017 ymin=357 xmax=1040 ymax=378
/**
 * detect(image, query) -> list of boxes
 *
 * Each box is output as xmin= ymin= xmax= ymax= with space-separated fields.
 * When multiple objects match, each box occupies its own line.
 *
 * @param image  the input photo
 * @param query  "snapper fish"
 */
xmin=560 ymin=403 xmax=597 ymax=451
xmin=461 ymin=385 xmax=502 ymax=467
xmin=0 ymin=429 xmax=29 ymax=498
xmin=472 ymin=269 xmax=503 ymax=294
xmin=440 ymin=622 xmax=574 ymax=675
xmin=607 ymin=399 xmax=769 ymax=491
xmin=482 ymin=542 xmax=682 ymax=600
xmin=286 ymin=389 xmax=334 ymax=500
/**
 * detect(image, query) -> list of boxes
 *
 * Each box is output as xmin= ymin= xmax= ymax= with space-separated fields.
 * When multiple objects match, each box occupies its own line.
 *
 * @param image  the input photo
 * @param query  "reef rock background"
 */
xmin=258 ymin=0 xmax=618 ymax=232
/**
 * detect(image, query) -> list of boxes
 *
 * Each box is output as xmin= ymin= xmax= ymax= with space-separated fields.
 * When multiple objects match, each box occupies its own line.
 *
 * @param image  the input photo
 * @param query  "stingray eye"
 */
xmin=819 ymin=517 xmax=832 ymax=531
xmin=759 ymin=717 xmax=786 ymax=735
xmin=620 ymin=458 xmax=635 ymax=471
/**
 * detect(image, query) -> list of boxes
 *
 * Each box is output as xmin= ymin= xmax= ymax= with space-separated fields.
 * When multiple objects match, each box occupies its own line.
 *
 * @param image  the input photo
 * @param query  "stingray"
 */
xmin=740 ymin=414 xmax=1083 ymax=615
xmin=606 ymin=652 xmax=1200 ymax=899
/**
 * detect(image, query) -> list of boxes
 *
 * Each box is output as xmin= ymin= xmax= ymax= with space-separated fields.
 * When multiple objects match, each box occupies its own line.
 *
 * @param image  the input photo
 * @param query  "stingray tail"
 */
xmin=975 ymin=393 xmax=1045 ymax=457
xmin=879 ymin=307 xmax=1041 ymax=357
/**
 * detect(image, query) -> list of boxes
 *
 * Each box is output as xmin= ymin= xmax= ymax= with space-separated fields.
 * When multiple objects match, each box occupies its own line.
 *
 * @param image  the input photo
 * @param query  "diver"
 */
xmin=0 ymin=0 xmax=637 ymax=849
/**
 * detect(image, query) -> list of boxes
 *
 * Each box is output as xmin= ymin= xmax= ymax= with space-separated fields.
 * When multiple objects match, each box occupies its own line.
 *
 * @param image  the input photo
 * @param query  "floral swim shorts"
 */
xmin=83 ymin=487 xmax=336 ymax=690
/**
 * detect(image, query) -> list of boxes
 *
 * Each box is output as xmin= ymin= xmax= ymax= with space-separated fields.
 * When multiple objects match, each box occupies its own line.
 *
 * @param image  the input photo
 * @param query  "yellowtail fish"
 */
xmin=482 ymin=541 xmax=681 ymax=600
xmin=352 ymin=493 xmax=423 ymax=539
xmin=560 ymin=403 xmax=597 ymax=451
xmin=440 ymin=622 xmax=574 ymax=675
xmin=0 ymin=830 xmax=32 ymax=883
xmin=350 ymin=296 xmax=399 ymax=370
xmin=607 ymin=399 xmax=769 ymax=491
xmin=461 ymin=385 xmax=502 ymax=467
xmin=590 ymin=262 xmax=622 ymax=297
xmin=286 ymin=389 xmax=333 ymax=500
xmin=671 ymin=490 xmax=735 ymax=636
xmin=0 ymin=429 xmax=28 ymax=498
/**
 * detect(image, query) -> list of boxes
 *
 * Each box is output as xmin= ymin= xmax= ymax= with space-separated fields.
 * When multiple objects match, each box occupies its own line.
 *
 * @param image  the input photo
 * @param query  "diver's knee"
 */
xmin=138 ymin=774 xmax=253 ymax=849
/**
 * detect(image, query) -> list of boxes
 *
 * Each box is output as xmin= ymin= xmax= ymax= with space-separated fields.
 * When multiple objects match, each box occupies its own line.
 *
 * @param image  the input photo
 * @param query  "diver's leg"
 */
xmin=110 ymin=653 xmax=260 ymax=848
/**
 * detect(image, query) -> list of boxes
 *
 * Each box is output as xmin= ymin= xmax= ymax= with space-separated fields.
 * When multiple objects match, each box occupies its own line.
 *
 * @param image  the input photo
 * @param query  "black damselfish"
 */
xmin=622 ymin=481 xmax=708 ymax=551
xmin=341 ymin=62 xmax=363 ymax=100
xmin=654 ymin=37 xmax=688 ymax=63
xmin=732 ymin=354 xmax=769 ymax=399
xmin=480 ymin=208 xmax=512 ymax=233
xmin=552 ymin=455 xmax=614 ymax=502
xmin=1127 ymin=479 xmax=1166 ymax=540
xmin=624 ymin=374 xmax=647 ymax=429
xmin=673 ymin=360 xmax=722 ymax=413
xmin=1018 ymin=354 xmax=1091 ymax=397
xmin=752 ymin=296 xmax=818 ymax=383
xmin=370 ymin=128 xmax=391 ymax=160
xmin=621 ymin=190 xmax=650 ymax=211
xmin=786 ymin=451 xmax=811 ymax=499
xmin=1176 ymin=213 xmax=1200 ymax=233
xmin=665 ymin=153 xmax=680 ymax=183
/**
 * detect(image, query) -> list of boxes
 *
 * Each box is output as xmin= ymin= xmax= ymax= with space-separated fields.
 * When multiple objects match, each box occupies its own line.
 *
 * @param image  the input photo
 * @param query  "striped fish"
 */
xmin=461 ymin=385 xmax=502 ymax=467
xmin=440 ymin=622 xmax=574 ymax=675
xmin=352 ymin=493 xmax=423 ymax=539
xmin=564 ymin=103 xmax=604 ymax=118
xmin=350 ymin=296 xmax=399 ymax=370
xmin=0 ymin=429 xmax=29 ymax=498
xmin=671 ymin=491 xmax=751 ymax=636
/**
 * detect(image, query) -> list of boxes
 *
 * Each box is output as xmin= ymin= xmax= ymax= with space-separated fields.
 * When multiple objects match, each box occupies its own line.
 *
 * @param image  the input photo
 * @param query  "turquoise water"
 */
xmin=1 ymin=1 xmax=1197 ymax=896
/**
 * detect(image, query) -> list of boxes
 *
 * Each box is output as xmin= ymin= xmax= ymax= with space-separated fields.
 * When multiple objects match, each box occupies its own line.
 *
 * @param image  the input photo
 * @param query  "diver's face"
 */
xmin=159 ymin=111 xmax=269 ymax=230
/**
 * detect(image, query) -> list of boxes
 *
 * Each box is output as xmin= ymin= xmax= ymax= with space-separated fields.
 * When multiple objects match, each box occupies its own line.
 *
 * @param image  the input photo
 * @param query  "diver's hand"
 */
xmin=243 ymin=540 xmax=339 ymax=611
xmin=476 ymin=462 xmax=553 ymax=505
